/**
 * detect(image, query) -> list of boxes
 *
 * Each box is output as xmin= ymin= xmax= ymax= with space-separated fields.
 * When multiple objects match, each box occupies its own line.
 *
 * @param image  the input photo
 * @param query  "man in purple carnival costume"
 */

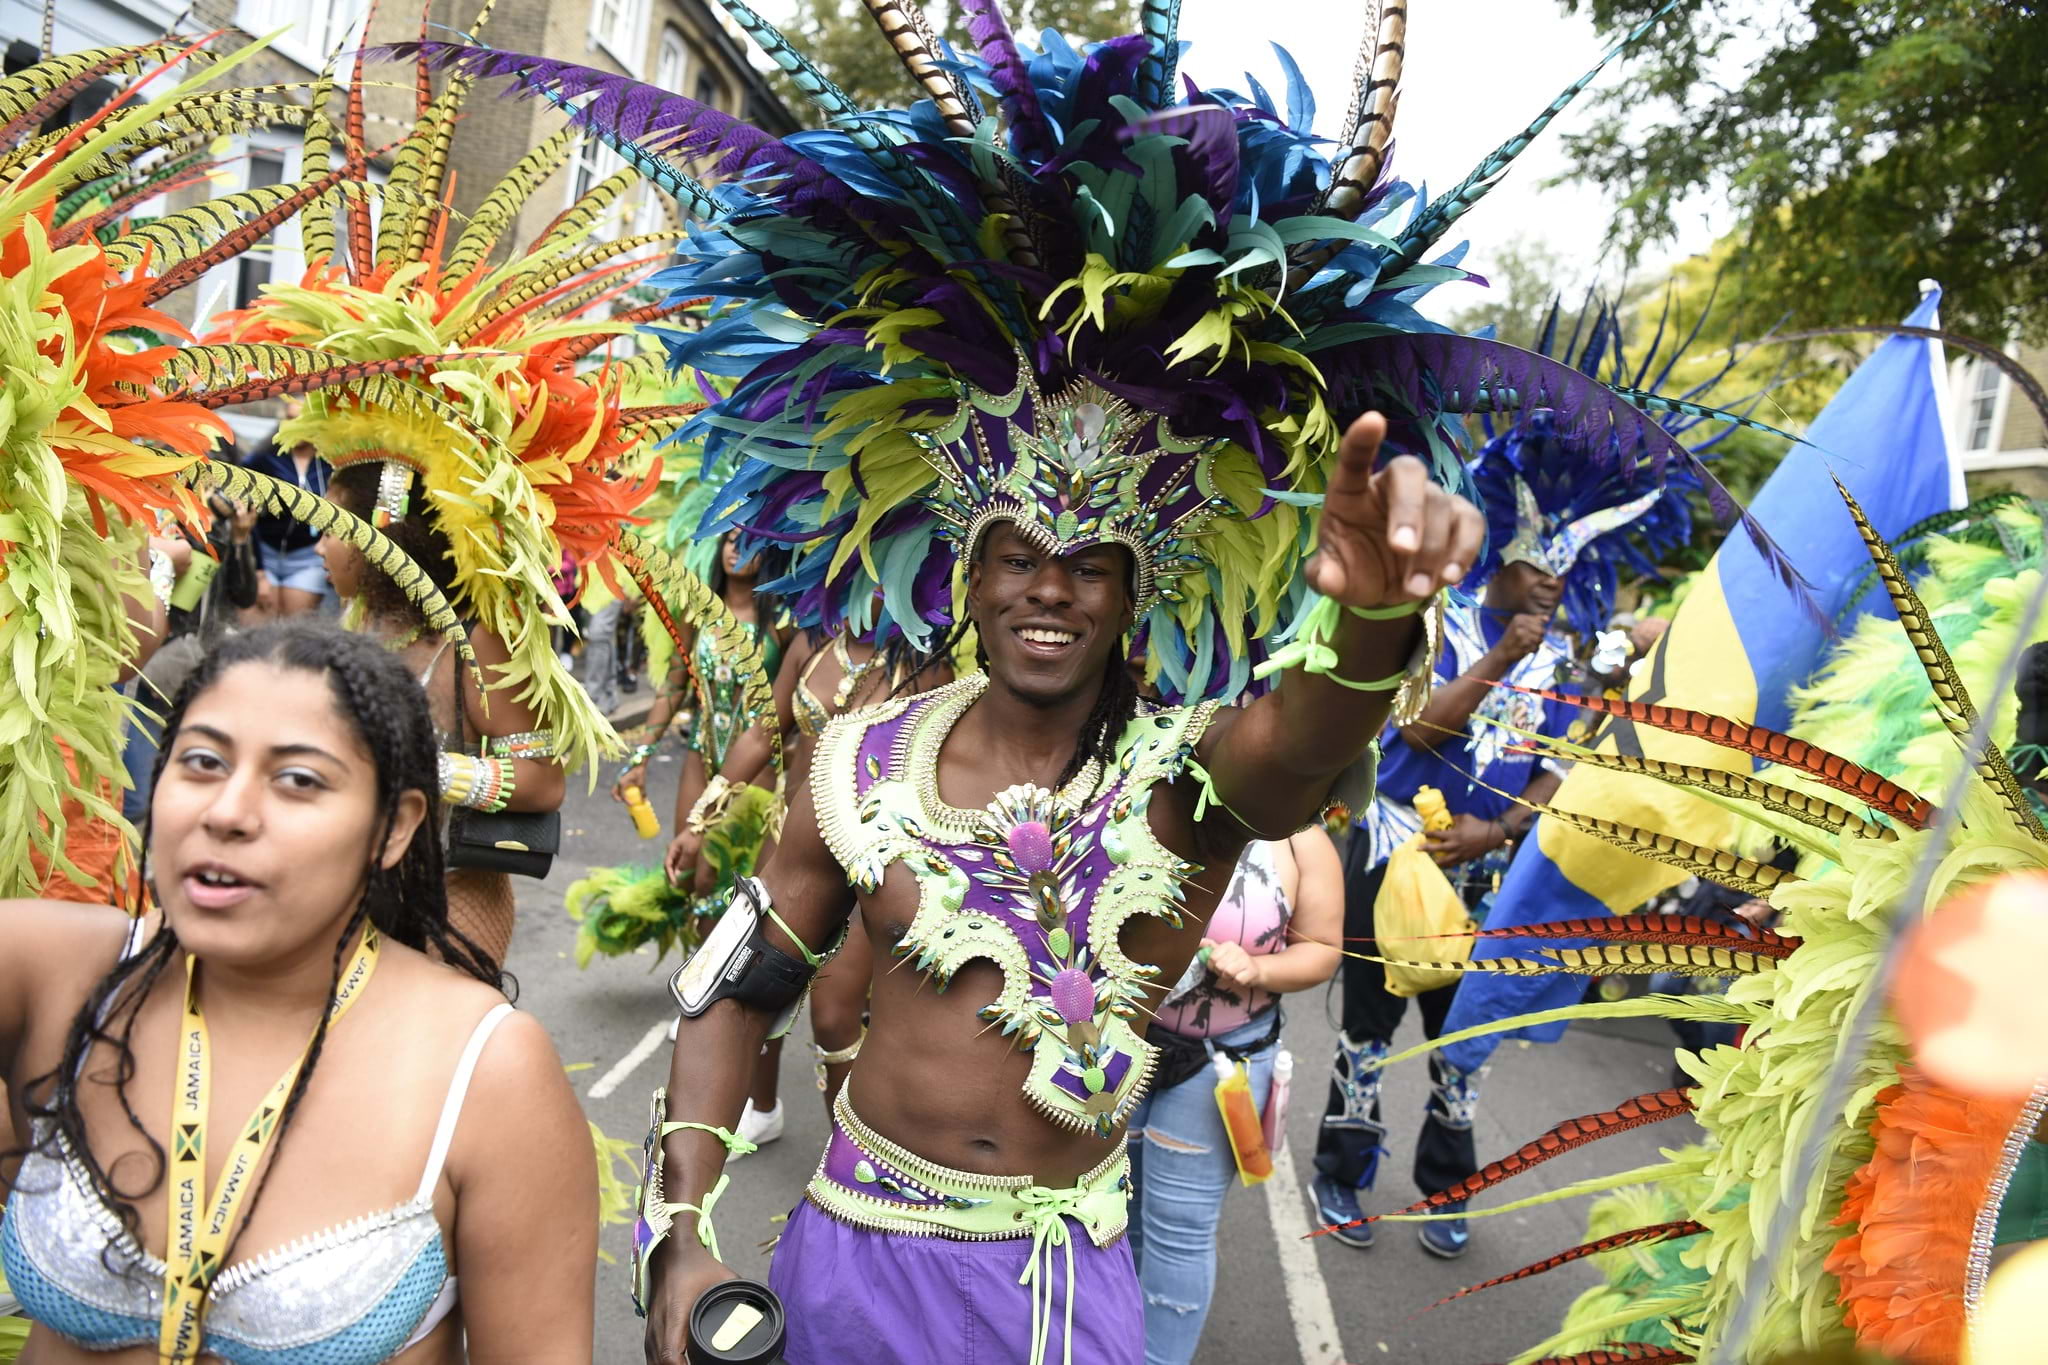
xmin=385 ymin=2 xmax=1793 ymax=1358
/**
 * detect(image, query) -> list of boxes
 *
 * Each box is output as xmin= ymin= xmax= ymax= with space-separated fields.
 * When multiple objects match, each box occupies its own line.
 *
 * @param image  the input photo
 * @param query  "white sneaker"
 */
xmin=732 ymin=1100 xmax=784 ymax=1156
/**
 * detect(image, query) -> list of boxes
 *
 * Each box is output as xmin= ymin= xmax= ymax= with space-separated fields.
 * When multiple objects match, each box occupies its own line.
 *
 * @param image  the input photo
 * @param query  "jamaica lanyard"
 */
xmin=158 ymin=925 xmax=380 ymax=1363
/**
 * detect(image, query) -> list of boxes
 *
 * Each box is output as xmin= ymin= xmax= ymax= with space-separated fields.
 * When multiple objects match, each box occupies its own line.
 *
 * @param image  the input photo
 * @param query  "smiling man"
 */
xmin=639 ymin=393 xmax=1479 ymax=1365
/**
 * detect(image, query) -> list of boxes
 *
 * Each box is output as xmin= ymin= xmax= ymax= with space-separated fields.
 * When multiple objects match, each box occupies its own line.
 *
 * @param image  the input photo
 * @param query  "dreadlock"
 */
xmin=12 ymin=621 xmax=502 ymax=1281
xmin=1054 ymin=651 xmax=1140 ymax=792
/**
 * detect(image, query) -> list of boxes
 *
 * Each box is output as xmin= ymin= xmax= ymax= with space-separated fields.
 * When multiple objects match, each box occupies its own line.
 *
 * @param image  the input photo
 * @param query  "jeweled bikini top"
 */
xmin=814 ymin=674 xmax=1217 ymax=1138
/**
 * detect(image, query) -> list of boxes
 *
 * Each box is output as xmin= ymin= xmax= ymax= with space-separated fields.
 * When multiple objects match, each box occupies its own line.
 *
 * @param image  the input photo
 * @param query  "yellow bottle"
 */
xmin=622 ymin=785 xmax=661 ymax=839
xmin=1413 ymin=785 xmax=1453 ymax=832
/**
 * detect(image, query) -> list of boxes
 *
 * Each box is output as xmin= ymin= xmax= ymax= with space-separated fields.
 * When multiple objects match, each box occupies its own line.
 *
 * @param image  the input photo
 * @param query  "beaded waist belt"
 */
xmin=806 ymin=1086 xmax=1130 ymax=1248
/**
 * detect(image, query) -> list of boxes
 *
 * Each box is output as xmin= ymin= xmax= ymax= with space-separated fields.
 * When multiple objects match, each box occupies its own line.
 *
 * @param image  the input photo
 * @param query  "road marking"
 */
xmin=1264 ymin=1139 xmax=1347 ymax=1365
xmin=589 ymin=1019 xmax=672 ymax=1100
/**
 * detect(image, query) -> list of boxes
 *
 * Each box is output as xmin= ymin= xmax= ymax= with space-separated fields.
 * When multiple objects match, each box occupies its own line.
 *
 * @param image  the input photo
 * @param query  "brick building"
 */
xmin=1953 ymin=341 xmax=2048 ymax=498
xmin=2 ymin=0 xmax=795 ymax=315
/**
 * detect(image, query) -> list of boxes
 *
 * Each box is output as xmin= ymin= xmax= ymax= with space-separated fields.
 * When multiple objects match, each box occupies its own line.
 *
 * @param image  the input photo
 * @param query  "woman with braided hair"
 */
xmin=321 ymin=463 xmax=569 ymax=969
xmin=0 ymin=621 xmax=595 ymax=1363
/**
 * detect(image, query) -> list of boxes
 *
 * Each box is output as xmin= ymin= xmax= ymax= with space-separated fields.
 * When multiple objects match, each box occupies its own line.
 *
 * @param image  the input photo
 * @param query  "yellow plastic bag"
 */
xmin=1374 ymin=832 xmax=1475 ymax=998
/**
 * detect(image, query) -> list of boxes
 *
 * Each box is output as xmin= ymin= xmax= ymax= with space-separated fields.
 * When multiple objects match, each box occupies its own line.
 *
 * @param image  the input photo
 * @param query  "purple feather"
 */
xmin=1127 ymin=106 xmax=1239 ymax=220
xmin=958 ymin=0 xmax=1055 ymax=165
xmin=374 ymin=43 xmax=882 ymax=229
xmin=1336 ymin=332 xmax=1822 ymax=621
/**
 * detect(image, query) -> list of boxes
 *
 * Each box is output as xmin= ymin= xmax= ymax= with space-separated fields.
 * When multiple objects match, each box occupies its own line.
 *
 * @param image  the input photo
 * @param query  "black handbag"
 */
xmin=447 ymin=806 xmax=561 ymax=879
xmin=443 ymin=686 xmax=562 ymax=879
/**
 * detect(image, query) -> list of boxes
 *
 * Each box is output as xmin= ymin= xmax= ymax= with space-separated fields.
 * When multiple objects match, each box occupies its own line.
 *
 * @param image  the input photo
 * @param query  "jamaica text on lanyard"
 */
xmin=159 ymin=925 xmax=380 ymax=1361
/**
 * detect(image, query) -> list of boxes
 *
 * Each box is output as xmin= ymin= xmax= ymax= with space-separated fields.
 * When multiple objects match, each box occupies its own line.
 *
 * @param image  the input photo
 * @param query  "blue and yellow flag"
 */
xmin=1440 ymin=289 xmax=1962 ymax=1070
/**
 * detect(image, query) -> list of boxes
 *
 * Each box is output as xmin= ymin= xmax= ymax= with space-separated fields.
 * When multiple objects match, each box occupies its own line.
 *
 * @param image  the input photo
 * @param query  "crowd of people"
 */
xmin=2 ymin=6 xmax=2044 ymax=1365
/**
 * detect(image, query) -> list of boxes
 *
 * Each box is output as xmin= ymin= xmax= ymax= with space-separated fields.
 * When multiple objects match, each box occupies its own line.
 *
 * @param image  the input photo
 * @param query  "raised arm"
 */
xmin=641 ymin=783 xmax=857 ymax=1363
xmin=1186 ymin=414 xmax=1484 ymax=851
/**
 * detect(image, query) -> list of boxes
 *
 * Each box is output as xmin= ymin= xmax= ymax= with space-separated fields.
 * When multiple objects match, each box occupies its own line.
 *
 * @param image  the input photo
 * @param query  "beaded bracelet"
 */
xmin=440 ymin=752 xmax=516 ymax=812
xmin=487 ymin=730 xmax=557 ymax=761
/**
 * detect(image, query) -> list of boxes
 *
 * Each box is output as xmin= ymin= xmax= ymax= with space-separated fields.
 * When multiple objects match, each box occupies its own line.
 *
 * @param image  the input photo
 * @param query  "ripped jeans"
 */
xmin=1125 ymin=1011 xmax=1277 ymax=1365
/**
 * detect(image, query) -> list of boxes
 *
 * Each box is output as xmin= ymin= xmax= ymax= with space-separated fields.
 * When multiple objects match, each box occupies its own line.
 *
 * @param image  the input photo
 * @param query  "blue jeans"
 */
xmin=1125 ymin=1012 xmax=1278 ymax=1365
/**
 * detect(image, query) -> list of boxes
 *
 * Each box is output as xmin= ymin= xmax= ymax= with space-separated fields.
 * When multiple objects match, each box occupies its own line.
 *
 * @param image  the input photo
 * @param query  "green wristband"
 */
xmin=1345 ymin=599 xmax=1430 ymax=620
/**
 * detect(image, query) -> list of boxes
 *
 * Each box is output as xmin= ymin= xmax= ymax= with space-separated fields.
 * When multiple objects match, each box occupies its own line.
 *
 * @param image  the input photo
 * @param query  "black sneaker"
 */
xmin=1311 ymin=1174 xmax=1374 ymax=1249
xmin=1417 ymin=1200 xmax=1470 ymax=1259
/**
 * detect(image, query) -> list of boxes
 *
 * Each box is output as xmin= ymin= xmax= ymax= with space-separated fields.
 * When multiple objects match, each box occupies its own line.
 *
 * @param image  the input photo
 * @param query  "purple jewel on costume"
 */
xmin=1049 ymin=967 xmax=1096 ymax=1024
xmin=1007 ymin=820 xmax=1055 ymax=873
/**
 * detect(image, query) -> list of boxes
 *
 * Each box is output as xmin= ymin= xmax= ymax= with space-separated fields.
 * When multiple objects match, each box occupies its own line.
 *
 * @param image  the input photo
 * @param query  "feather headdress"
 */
xmin=0 ymin=36 xmax=478 ymax=895
xmin=1465 ymin=297 xmax=1775 ymax=637
xmin=385 ymin=0 xmax=1790 ymax=703
xmin=206 ymin=9 xmax=690 ymax=771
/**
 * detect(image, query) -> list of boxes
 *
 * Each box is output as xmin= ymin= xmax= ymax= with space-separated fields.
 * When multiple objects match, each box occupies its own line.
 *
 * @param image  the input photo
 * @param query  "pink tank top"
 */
xmin=1155 ymin=840 xmax=1292 ymax=1038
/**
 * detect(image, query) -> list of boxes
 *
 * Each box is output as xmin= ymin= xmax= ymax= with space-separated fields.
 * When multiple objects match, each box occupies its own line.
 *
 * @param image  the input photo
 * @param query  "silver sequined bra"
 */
xmin=0 ymin=1002 xmax=511 ymax=1364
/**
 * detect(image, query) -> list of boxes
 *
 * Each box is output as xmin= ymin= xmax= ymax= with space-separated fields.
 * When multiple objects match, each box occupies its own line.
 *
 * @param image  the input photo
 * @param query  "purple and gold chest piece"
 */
xmin=813 ymin=675 xmax=1216 ymax=1137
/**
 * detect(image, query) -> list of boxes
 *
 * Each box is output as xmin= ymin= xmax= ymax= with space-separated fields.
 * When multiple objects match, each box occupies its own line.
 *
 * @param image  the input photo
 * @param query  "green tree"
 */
xmin=1558 ymin=1 xmax=2048 ymax=345
xmin=768 ymin=0 xmax=1136 ymax=121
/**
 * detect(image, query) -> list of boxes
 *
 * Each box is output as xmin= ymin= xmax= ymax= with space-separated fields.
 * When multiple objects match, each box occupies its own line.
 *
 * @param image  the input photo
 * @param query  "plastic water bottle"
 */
xmin=622 ymin=784 xmax=661 ymax=839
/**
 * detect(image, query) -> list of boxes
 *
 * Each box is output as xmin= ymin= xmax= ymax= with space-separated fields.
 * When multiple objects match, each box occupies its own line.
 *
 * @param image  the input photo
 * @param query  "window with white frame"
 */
xmin=239 ymin=0 xmax=355 ymax=71
xmin=656 ymin=27 xmax=689 ymax=94
xmin=590 ymin=0 xmax=648 ymax=70
xmin=1967 ymin=361 xmax=2004 ymax=452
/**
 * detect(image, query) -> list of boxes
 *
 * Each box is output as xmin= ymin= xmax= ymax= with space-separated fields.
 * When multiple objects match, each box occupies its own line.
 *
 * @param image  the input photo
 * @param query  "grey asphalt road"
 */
xmin=508 ymin=748 xmax=1688 ymax=1365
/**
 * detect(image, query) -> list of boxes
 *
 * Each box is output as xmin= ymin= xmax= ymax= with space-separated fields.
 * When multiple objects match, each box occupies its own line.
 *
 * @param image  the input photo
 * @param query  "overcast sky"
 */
xmin=1173 ymin=0 xmax=1725 ymax=316
xmin=743 ymin=0 xmax=1730 ymax=318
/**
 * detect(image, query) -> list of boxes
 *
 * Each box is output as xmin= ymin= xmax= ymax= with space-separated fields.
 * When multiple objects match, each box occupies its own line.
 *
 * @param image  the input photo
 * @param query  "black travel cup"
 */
xmin=686 ymin=1279 xmax=787 ymax=1365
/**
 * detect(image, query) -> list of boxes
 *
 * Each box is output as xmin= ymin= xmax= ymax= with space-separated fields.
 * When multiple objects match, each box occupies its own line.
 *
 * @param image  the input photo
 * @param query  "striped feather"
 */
xmin=1505 ymin=685 xmax=1934 ymax=829
xmin=1524 ymin=1350 xmax=1695 ymax=1365
xmin=1133 ymin=0 xmax=1185 ymax=109
xmin=618 ymin=531 xmax=782 ymax=783
xmin=1831 ymin=473 xmax=2048 ymax=839
xmin=300 ymin=47 xmax=344 ymax=263
xmin=1423 ymin=1221 xmax=1707 ymax=1311
xmin=1526 ymin=802 xmax=1802 ymax=900
xmin=51 ymin=154 xmax=214 ymax=246
xmin=98 ymin=182 xmax=324 ymax=272
xmin=1389 ymin=1089 xmax=1694 ymax=1221
xmin=858 ymin=0 xmax=981 ymax=136
xmin=445 ymin=127 xmax=579 ymax=277
xmin=0 ymin=43 xmax=194 ymax=146
xmin=189 ymin=463 xmax=477 ymax=689
xmin=1376 ymin=942 xmax=1773 ymax=980
xmin=165 ymin=352 xmax=498 ymax=409
xmin=157 ymin=343 xmax=350 ymax=390
xmin=533 ymin=167 xmax=640 ymax=255
xmin=558 ymin=298 xmax=705 ymax=360
xmin=455 ymin=238 xmax=672 ymax=341
xmin=143 ymin=170 xmax=365 ymax=300
xmin=1467 ymin=913 xmax=1798 ymax=960
xmin=1506 ymin=744 xmax=1897 ymax=842
xmin=1316 ymin=1 xmax=1403 ymax=223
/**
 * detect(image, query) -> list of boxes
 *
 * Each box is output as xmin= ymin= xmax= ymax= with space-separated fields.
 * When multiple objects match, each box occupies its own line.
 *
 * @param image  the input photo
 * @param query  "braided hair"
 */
xmin=328 ymin=462 xmax=461 ymax=624
xmin=13 ymin=621 xmax=501 ymax=1279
